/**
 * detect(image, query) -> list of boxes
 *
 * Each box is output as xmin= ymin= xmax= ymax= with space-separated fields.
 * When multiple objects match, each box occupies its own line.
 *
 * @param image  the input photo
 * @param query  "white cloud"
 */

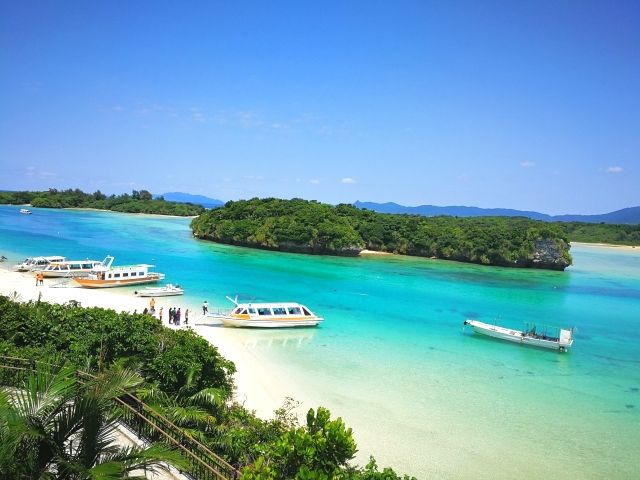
xmin=520 ymin=161 xmax=535 ymax=168
xmin=310 ymin=179 xmax=320 ymax=184
xmin=25 ymin=166 xmax=57 ymax=179
xmin=607 ymin=166 xmax=623 ymax=174
xmin=341 ymin=177 xmax=356 ymax=184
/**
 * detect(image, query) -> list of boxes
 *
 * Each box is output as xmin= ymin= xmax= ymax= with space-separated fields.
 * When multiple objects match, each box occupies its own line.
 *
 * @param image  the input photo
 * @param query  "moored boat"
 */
xmin=73 ymin=256 xmax=165 ymax=288
xmin=463 ymin=319 xmax=574 ymax=352
xmin=40 ymin=259 xmax=104 ymax=278
xmin=19 ymin=208 xmax=32 ymax=214
xmin=14 ymin=255 xmax=66 ymax=272
xmin=211 ymin=297 xmax=323 ymax=328
xmin=134 ymin=284 xmax=184 ymax=297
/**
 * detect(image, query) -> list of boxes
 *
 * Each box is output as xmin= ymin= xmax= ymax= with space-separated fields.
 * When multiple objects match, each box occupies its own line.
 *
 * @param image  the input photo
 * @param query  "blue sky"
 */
xmin=1 ymin=1 xmax=638 ymax=215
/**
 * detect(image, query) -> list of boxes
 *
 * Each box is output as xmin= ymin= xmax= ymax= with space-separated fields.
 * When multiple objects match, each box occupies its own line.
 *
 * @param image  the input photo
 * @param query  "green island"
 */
xmin=559 ymin=222 xmax=640 ymax=246
xmin=0 ymin=189 xmax=204 ymax=216
xmin=0 ymin=295 xmax=414 ymax=479
xmin=191 ymin=198 xmax=574 ymax=270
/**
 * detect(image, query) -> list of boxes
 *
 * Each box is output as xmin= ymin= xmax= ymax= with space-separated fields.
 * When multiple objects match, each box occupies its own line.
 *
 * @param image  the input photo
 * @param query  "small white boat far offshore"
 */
xmin=211 ymin=296 xmax=323 ymax=328
xmin=463 ymin=319 xmax=574 ymax=352
xmin=74 ymin=256 xmax=165 ymax=288
xmin=134 ymin=284 xmax=184 ymax=297
xmin=40 ymin=259 xmax=104 ymax=278
xmin=14 ymin=255 xmax=66 ymax=272
xmin=19 ymin=208 xmax=32 ymax=214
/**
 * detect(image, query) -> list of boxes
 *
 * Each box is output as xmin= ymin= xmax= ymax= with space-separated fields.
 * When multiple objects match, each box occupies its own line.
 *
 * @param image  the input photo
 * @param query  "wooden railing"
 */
xmin=0 ymin=355 xmax=239 ymax=480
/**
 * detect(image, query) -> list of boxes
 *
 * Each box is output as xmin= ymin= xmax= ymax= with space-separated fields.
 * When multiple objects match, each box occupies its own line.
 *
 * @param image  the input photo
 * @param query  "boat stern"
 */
xmin=558 ymin=328 xmax=574 ymax=351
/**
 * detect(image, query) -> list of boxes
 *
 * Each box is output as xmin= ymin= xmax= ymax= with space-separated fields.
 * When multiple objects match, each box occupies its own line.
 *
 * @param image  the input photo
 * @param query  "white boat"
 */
xmin=134 ymin=284 xmax=184 ymax=297
xmin=463 ymin=319 xmax=574 ymax=352
xmin=211 ymin=297 xmax=323 ymax=328
xmin=73 ymin=256 xmax=165 ymax=288
xmin=40 ymin=259 xmax=104 ymax=278
xmin=20 ymin=208 xmax=32 ymax=214
xmin=13 ymin=255 xmax=66 ymax=272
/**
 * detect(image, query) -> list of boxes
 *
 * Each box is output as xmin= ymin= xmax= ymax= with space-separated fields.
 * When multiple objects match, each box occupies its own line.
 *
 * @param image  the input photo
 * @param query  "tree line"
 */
xmin=0 ymin=188 xmax=205 ymax=216
xmin=0 ymin=295 xmax=414 ymax=479
xmin=191 ymin=198 xmax=573 ymax=269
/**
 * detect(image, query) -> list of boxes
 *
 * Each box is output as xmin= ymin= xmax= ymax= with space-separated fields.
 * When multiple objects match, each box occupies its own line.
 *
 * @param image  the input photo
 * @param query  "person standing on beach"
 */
xmin=35 ymin=272 xmax=39 ymax=286
xmin=176 ymin=308 xmax=181 ymax=326
xmin=184 ymin=309 xmax=189 ymax=325
xmin=150 ymin=297 xmax=156 ymax=312
xmin=202 ymin=300 xmax=208 ymax=315
xmin=168 ymin=307 xmax=174 ymax=324
xmin=159 ymin=306 xmax=163 ymax=321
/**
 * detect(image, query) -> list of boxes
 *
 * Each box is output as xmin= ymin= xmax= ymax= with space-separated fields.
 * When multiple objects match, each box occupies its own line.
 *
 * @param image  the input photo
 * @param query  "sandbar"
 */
xmin=571 ymin=241 xmax=640 ymax=252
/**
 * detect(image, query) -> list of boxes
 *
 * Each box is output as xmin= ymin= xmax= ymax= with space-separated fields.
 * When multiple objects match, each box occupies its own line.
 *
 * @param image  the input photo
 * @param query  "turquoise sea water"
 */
xmin=1 ymin=205 xmax=639 ymax=479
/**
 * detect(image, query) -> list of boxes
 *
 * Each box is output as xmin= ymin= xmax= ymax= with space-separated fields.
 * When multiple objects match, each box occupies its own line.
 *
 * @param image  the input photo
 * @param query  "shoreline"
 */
xmin=2 ymin=203 xmax=197 ymax=219
xmin=570 ymin=241 xmax=640 ymax=252
xmin=0 ymin=265 xmax=287 ymax=419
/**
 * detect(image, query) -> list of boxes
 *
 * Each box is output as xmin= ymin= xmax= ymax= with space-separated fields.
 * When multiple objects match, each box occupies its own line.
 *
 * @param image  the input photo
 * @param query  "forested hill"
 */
xmin=354 ymin=201 xmax=640 ymax=224
xmin=191 ymin=198 xmax=573 ymax=270
xmin=0 ymin=189 xmax=204 ymax=216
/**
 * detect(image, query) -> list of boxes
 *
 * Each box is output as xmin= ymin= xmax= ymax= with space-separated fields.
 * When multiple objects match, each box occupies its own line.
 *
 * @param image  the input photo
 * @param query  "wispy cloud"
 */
xmin=310 ymin=179 xmax=321 ymax=184
xmin=341 ymin=177 xmax=356 ymax=184
xmin=25 ymin=166 xmax=57 ymax=179
xmin=520 ymin=161 xmax=535 ymax=168
xmin=607 ymin=166 xmax=623 ymax=174
xmin=235 ymin=111 xmax=264 ymax=129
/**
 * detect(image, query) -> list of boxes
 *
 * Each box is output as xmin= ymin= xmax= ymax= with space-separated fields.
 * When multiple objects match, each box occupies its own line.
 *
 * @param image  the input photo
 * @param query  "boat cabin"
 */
xmin=232 ymin=303 xmax=315 ymax=318
xmin=14 ymin=255 xmax=66 ymax=272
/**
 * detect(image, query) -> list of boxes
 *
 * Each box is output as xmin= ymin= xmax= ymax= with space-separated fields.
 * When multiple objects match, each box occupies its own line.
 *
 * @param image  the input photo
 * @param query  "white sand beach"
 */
xmin=0 ymin=266 xmax=291 ymax=419
xmin=571 ymin=241 xmax=640 ymax=252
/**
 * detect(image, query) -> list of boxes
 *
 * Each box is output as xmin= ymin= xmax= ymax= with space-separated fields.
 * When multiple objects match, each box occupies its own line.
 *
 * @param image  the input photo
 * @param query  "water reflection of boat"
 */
xmin=239 ymin=329 xmax=316 ymax=348
xmin=463 ymin=319 xmax=574 ymax=352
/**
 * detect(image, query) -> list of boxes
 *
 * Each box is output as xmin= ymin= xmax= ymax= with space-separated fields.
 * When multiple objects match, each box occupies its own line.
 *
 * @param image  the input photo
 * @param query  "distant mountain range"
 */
xmin=353 ymin=201 xmax=640 ymax=224
xmin=157 ymin=192 xmax=224 ymax=208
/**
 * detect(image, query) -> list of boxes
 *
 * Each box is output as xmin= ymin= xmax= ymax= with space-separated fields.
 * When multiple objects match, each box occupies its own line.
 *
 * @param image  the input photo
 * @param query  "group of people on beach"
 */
xmin=34 ymin=272 xmax=44 ymax=286
xmin=140 ymin=298 xmax=189 ymax=326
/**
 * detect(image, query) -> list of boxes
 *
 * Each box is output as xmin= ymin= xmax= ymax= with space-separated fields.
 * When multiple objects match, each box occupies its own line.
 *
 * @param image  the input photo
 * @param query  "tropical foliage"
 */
xmin=0 ymin=296 xmax=415 ymax=479
xmin=0 ymin=188 xmax=204 ymax=216
xmin=0 ymin=361 xmax=185 ymax=479
xmin=558 ymin=222 xmax=640 ymax=246
xmin=191 ymin=198 xmax=572 ymax=269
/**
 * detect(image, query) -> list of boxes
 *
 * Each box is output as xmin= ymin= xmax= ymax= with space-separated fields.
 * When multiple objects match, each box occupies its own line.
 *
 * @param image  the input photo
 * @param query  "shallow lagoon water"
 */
xmin=1 ymin=205 xmax=639 ymax=478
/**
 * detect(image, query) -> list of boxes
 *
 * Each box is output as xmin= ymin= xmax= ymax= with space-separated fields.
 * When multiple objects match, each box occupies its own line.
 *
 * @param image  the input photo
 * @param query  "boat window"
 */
xmin=138 ymin=272 xmax=144 ymax=276
xmin=240 ymin=309 xmax=248 ymax=314
xmin=272 ymin=307 xmax=287 ymax=315
xmin=70 ymin=264 xmax=80 ymax=270
xmin=130 ymin=272 xmax=137 ymax=276
xmin=302 ymin=307 xmax=312 ymax=316
xmin=233 ymin=307 xmax=242 ymax=314
xmin=257 ymin=308 xmax=272 ymax=316
xmin=82 ymin=263 xmax=92 ymax=269
xmin=287 ymin=307 xmax=302 ymax=315
xmin=114 ymin=273 xmax=120 ymax=278
xmin=248 ymin=308 xmax=256 ymax=314
xmin=122 ymin=273 xmax=129 ymax=277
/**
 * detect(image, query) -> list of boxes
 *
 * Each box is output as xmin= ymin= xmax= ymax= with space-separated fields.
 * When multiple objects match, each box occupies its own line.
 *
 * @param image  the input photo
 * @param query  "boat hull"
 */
xmin=217 ymin=315 xmax=323 ymax=328
xmin=134 ymin=287 xmax=184 ymax=297
xmin=464 ymin=320 xmax=573 ymax=351
xmin=74 ymin=275 xmax=163 ymax=288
